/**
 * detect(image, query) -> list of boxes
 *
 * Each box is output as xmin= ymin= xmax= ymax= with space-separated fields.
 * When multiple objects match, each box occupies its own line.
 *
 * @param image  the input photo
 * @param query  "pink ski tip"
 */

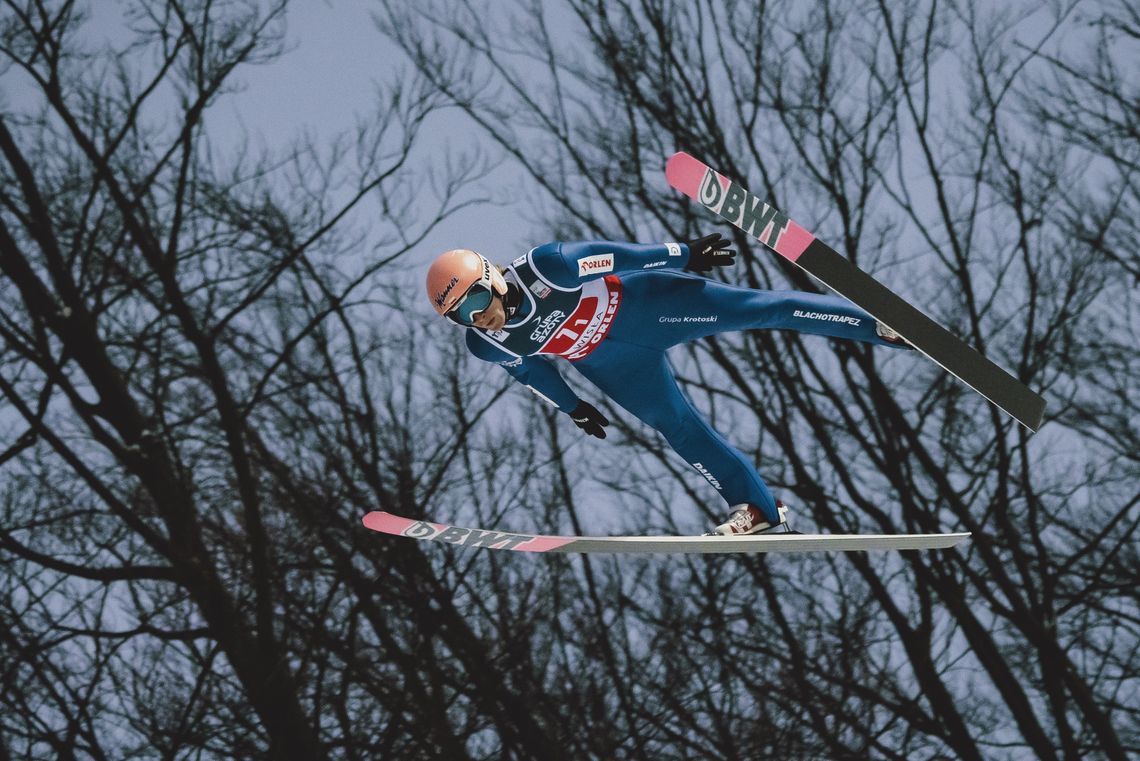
xmin=665 ymin=151 xmax=706 ymax=199
xmin=362 ymin=511 xmax=418 ymax=535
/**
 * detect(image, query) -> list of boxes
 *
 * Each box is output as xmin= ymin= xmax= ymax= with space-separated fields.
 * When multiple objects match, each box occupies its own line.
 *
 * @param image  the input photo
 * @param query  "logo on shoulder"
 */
xmin=512 ymin=254 xmax=527 ymax=267
xmin=499 ymin=357 xmax=523 ymax=368
xmin=578 ymin=253 xmax=614 ymax=276
xmin=642 ymin=261 xmax=667 ymax=269
xmin=666 ymin=242 xmax=682 ymax=257
xmin=528 ymin=279 xmax=552 ymax=299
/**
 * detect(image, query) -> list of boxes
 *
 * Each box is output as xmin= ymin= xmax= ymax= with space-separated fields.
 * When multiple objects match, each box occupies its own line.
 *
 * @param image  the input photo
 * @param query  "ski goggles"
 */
xmin=446 ymin=282 xmax=495 ymax=326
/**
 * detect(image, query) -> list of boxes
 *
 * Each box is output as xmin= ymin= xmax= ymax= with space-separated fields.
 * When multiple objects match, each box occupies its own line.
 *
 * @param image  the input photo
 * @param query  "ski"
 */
xmin=362 ymin=511 xmax=970 ymax=555
xmin=665 ymin=152 xmax=1046 ymax=432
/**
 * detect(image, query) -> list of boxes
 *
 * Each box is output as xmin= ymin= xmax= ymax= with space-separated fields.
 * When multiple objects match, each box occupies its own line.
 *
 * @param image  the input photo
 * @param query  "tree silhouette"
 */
xmin=1 ymin=1 xmax=1135 ymax=759
xmin=381 ymin=0 xmax=1137 ymax=758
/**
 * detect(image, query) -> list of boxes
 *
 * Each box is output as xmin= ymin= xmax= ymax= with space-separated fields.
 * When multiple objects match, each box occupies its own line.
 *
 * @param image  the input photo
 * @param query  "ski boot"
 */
xmin=708 ymin=501 xmax=791 ymax=536
xmin=875 ymin=321 xmax=912 ymax=348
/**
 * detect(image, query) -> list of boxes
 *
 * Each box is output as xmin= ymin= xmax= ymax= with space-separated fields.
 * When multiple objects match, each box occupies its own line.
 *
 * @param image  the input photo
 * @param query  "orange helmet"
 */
xmin=426 ymin=249 xmax=508 ymax=321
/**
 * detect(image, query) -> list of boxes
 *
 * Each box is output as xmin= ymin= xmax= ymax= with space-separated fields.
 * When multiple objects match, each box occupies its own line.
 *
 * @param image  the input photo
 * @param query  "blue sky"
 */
xmin=217 ymin=2 xmax=532 ymax=269
xmin=78 ymin=1 xmax=533 ymax=276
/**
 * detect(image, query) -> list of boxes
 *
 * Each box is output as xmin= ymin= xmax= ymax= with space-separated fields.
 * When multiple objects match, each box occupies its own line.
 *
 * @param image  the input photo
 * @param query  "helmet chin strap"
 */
xmin=502 ymin=282 xmax=523 ymax=318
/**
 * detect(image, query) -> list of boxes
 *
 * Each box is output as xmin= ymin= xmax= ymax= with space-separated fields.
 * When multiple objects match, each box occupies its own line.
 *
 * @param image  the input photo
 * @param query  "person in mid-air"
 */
xmin=426 ymin=235 xmax=909 ymax=535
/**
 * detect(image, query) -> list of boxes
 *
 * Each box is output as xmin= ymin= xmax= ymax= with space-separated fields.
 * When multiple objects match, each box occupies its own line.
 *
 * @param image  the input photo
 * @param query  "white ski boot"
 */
xmin=875 ymin=321 xmax=911 ymax=347
xmin=709 ymin=501 xmax=790 ymax=536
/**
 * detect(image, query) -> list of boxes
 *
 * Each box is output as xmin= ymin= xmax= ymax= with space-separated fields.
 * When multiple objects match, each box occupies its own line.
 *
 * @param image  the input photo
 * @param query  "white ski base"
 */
xmin=541 ymin=532 xmax=972 ymax=554
xmin=362 ymin=512 xmax=970 ymax=555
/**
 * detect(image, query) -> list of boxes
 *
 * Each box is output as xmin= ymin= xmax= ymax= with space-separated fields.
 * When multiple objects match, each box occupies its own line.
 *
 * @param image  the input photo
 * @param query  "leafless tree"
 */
xmin=0 ymin=1 xmax=571 ymax=758
xmin=380 ymin=0 xmax=1138 ymax=759
xmin=2 ymin=0 xmax=1135 ymax=758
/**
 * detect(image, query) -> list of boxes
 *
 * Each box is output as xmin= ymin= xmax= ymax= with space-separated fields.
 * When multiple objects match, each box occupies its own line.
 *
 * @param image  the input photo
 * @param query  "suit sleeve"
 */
xmin=531 ymin=240 xmax=691 ymax=287
xmin=465 ymin=330 xmax=580 ymax=412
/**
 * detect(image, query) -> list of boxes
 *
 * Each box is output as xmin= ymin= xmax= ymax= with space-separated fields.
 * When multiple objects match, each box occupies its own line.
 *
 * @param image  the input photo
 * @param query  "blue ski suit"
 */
xmin=463 ymin=240 xmax=903 ymax=522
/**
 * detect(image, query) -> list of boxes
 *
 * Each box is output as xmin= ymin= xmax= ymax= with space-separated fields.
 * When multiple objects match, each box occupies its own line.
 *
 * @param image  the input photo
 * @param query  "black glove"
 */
xmin=569 ymin=401 xmax=609 ymax=439
xmin=683 ymin=233 xmax=736 ymax=273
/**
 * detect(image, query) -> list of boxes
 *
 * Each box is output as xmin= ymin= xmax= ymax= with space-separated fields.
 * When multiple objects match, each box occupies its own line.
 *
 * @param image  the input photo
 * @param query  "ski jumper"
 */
xmin=463 ymin=241 xmax=904 ymax=522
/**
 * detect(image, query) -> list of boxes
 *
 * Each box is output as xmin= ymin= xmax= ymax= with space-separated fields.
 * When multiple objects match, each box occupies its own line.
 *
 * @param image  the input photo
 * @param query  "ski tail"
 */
xmin=665 ymin=151 xmax=1045 ymax=432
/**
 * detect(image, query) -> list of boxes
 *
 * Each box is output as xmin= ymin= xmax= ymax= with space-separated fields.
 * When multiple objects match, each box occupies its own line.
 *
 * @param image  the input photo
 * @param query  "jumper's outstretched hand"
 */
xmin=683 ymin=233 xmax=736 ymax=273
xmin=569 ymin=401 xmax=610 ymax=439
